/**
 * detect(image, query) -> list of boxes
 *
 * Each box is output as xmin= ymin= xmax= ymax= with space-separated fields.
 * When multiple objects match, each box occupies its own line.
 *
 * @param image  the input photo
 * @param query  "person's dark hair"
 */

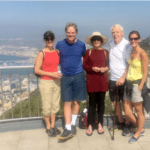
xmin=128 ymin=31 xmax=140 ymax=40
xmin=43 ymin=31 xmax=55 ymax=41
xmin=91 ymin=36 xmax=103 ymax=44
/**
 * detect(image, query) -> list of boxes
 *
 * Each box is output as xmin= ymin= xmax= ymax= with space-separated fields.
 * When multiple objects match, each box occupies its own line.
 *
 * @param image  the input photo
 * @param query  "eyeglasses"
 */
xmin=129 ymin=37 xmax=139 ymax=41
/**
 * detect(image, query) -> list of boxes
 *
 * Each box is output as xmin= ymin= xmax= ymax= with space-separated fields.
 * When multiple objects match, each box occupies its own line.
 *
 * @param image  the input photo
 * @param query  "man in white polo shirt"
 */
xmin=108 ymin=24 xmax=131 ymax=136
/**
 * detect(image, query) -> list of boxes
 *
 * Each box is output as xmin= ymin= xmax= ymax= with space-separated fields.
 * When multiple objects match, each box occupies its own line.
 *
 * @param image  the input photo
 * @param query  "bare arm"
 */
xmin=116 ymin=65 xmax=129 ymax=86
xmin=139 ymin=50 xmax=149 ymax=91
xmin=34 ymin=51 xmax=62 ymax=79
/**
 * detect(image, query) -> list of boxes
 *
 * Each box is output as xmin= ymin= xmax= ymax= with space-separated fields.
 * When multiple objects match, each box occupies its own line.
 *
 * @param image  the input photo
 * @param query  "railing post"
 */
xmin=9 ymin=69 xmax=13 ymax=119
xmin=18 ymin=69 xmax=22 ymax=118
xmin=0 ymin=70 xmax=4 ymax=119
xmin=27 ymin=68 xmax=31 ymax=117
xmin=36 ymin=77 xmax=39 ymax=117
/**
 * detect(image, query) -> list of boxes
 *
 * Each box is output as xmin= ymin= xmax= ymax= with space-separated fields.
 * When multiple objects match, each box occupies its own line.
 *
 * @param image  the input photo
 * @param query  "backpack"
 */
xmin=79 ymin=107 xmax=98 ymax=129
xmin=79 ymin=107 xmax=88 ymax=129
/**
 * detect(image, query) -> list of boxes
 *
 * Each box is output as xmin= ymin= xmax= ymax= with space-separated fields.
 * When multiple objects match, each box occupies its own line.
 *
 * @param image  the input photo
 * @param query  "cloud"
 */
xmin=10 ymin=38 xmax=24 ymax=41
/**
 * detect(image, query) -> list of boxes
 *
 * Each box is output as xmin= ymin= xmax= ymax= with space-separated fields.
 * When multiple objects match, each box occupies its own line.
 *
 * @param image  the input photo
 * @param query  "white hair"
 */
xmin=111 ymin=24 xmax=124 ymax=33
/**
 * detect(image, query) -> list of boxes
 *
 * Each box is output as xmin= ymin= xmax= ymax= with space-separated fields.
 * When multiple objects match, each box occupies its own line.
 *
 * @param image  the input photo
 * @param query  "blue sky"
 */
xmin=0 ymin=1 xmax=150 ymax=43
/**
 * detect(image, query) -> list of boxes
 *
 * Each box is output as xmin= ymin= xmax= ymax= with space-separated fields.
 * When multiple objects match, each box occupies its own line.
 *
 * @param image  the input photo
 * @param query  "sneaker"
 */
xmin=128 ymin=136 xmax=141 ymax=144
xmin=117 ymin=122 xmax=124 ymax=130
xmin=58 ymin=129 xmax=73 ymax=140
xmin=109 ymin=122 xmax=124 ymax=131
xmin=46 ymin=128 xmax=56 ymax=137
xmin=53 ymin=126 xmax=61 ymax=135
xmin=71 ymin=125 xmax=77 ymax=136
xmin=122 ymin=124 xmax=130 ymax=136
xmin=130 ymin=130 xmax=145 ymax=137
xmin=109 ymin=125 xmax=119 ymax=131
xmin=140 ymin=130 xmax=145 ymax=136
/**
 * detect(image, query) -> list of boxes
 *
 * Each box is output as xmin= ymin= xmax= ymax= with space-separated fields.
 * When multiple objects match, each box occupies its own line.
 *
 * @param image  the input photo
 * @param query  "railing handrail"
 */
xmin=0 ymin=64 xmax=150 ymax=70
xmin=0 ymin=66 xmax=34 ymax=69
xmin=0 ymin=65 xmax=150 ymax=122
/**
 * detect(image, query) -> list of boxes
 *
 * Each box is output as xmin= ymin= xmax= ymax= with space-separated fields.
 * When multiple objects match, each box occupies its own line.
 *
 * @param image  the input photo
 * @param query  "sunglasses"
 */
xmin=129 ymin=37 xmax=139 ymax=41
xmin=45 ymin=37 xmax=54 ymax=41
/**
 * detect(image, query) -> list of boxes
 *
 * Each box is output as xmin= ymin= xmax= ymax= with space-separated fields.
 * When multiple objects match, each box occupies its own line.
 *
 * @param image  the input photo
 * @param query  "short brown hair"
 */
xmin=65 ymin=22 xmax=78 ymax=33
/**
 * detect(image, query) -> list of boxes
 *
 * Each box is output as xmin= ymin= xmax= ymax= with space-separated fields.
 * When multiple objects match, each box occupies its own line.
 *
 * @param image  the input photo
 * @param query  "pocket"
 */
xmin=134 ymin=85 xmax=141 ymax=93
xmin=55 ymin=79 xmax=60 ymax=86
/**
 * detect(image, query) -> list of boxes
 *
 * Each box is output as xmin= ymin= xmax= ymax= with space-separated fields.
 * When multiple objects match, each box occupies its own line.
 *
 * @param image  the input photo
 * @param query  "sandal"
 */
xmin=97 ymin=127 xmax=104 ymax=134
xmin=86 ymin=128 xmax=93 ymax=136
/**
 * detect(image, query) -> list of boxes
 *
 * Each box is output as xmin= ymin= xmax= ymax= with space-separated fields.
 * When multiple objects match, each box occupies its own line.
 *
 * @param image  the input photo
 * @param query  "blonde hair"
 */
xmin=111 ymin=24 xmax=124 ymax=33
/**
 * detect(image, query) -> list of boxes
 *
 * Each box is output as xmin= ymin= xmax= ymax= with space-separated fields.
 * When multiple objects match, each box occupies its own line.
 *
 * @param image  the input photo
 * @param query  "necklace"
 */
xmin=132 ymin=49 xmax=137 ymax=54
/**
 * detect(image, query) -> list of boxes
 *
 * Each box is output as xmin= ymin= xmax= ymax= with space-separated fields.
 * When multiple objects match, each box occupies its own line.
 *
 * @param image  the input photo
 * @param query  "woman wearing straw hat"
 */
xmin=83 ymin=32 xmax=109 ymax=136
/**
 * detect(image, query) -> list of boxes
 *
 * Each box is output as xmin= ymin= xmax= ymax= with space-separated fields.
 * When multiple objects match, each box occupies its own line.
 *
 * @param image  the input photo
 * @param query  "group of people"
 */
xmin=34 ymin=22 xmax=149 ymax=144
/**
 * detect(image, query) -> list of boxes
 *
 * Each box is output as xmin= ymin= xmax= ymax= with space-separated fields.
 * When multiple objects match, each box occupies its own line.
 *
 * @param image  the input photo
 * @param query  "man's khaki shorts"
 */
xmin=39 ymin=79 xmax=61 ymax=116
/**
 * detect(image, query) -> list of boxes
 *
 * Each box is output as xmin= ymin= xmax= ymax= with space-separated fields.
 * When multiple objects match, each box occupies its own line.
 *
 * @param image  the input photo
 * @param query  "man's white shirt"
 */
xmin=108 ymin=38 xmax=132 ymax=81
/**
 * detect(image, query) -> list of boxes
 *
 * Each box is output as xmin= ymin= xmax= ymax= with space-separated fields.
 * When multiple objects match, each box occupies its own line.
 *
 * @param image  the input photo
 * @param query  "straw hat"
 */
xmin=85 ymin=32 xmax=108 ymax=46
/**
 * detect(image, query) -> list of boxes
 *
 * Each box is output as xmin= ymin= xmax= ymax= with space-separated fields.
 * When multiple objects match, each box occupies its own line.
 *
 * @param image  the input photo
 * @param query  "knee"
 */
xmin=136 ymin=110 xmax=144 ymax=117
xmin=124 ymin=110 xmax=131 ymax=117
xmin=73 ymin=100 xmax=80 ymax=106
xmin=64 ymin=102 xmax=72 ymax=108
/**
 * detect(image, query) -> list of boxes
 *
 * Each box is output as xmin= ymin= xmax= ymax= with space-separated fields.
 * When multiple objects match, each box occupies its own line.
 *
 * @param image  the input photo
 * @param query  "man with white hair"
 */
xmin=108 ymin=24 xmax=132 ymax=136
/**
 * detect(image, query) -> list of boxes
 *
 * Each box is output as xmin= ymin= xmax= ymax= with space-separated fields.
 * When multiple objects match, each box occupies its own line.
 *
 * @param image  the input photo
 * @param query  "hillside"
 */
xmin=140 ymin=36 xmax=150 ymax=48
xmin=0 ymin=89 xmax=114 ymax=119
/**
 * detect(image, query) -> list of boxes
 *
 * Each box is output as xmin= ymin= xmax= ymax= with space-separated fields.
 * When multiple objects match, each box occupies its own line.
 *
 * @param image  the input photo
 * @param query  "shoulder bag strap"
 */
xmin=103 ymin=49 xmax=107 ymax=59
xmin=89 ymin=49 xmax=92 ymax=56
xmin=102 ymin=49 xmax=109 ymax=67
xmin=38 ymin=50 xmax=45 ymax=65
xmin=55 ymin=49 xmax=60 ymax=58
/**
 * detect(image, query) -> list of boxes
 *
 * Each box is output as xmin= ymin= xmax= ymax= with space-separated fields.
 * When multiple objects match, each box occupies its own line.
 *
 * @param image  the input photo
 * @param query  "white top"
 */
xmin=108 ymin=38 xmax=132 ymax=81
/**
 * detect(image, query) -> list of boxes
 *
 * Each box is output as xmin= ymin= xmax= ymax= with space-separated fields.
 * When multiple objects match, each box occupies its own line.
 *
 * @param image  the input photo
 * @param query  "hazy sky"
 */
xmin=0 ymin=1 xmax=150 ymax=43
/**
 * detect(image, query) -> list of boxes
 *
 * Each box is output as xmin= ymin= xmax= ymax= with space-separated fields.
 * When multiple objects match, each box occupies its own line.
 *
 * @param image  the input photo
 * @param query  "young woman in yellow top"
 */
xmin=119 ymin=31 xmax=149 ymax=143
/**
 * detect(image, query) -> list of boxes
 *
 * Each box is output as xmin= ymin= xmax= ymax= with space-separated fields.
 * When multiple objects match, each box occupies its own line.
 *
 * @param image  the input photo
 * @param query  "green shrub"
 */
xmin=1 ymin=90 xmax=120 ymax=119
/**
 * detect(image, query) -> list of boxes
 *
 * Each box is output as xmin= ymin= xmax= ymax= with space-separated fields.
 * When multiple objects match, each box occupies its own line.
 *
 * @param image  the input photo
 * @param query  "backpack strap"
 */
xmin=102 ymin=49 xmax=109 ymax=67
xmin=55 ymin=49 xmax=60 ymax=58
xmin=103 ymin=49 xmax=107 ymax=59
xmin=89 ymin=48 xmax=107 ymax=59
xmin=89 ymin=49 xmax=92 ymax=56
xmin=88 ymin=48 xmax=108 ymax=66
xmin=39 ymin=50 xmax=45 ymax=61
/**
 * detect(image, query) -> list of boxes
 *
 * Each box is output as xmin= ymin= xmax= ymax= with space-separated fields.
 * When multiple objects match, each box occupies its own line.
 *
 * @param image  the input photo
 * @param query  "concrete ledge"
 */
xmin=0 ymin=116 xmax=150 ymax=133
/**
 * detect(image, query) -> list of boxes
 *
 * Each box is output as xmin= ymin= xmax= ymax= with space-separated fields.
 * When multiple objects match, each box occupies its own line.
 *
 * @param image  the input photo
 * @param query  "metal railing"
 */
xmin=0 ymin=66 xmax=42 ymax=122
xmin=0 ymin=65 xmax=150 ymax=123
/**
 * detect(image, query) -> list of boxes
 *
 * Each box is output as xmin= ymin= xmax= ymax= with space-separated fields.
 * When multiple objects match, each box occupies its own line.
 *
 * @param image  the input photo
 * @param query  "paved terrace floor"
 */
xmin=0 ymin=126 xmax=150 ymax=150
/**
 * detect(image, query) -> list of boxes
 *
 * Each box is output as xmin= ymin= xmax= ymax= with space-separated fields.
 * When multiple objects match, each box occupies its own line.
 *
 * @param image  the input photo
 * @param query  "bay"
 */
xmin=0 ymin=55 xmax=33 ymax=76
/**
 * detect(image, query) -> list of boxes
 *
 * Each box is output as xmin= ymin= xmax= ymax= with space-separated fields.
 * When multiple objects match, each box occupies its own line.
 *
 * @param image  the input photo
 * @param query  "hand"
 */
xmin=116 ymin=78 xmax=125 ymax=86
xmin=92 ymin=67 xmax=100 ymax=72
xmin=51 ymin=72 xmax=62 ymax=79
xmin=99 ymin=67 xmax=106 ymax=73
xmin=138 ymin=85 xmax=143 ymax=92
